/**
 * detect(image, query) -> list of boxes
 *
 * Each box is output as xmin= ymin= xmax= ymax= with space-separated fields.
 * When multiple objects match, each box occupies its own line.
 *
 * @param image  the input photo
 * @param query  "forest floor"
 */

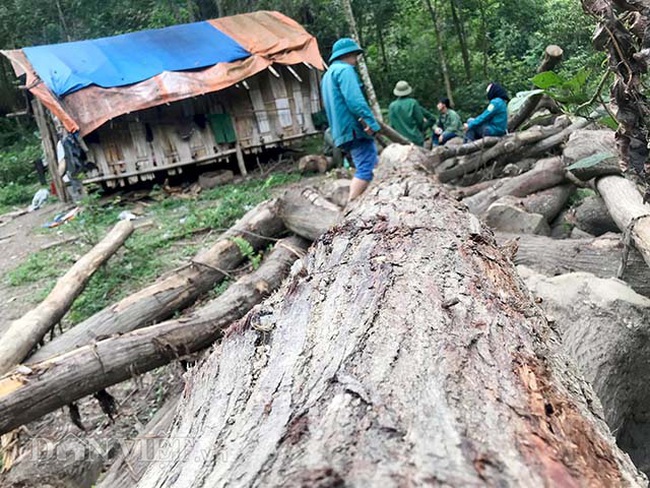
xmin=0 ymin=157 xmax=337 ymax=484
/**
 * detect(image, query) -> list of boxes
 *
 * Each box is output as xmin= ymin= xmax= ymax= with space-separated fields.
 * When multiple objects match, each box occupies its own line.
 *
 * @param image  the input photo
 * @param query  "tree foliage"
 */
xmin=0 ymin=0 xmax=601 ymax=119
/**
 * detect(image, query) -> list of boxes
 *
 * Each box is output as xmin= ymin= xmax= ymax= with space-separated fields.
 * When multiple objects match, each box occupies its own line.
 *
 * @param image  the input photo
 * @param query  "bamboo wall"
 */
xmin=84 ymin=63 xmax=322 ymax=187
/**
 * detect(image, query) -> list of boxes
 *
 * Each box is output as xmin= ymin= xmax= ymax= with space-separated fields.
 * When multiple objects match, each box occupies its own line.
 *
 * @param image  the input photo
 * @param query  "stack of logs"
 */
xmin=2 ymin=88 xmax=650 ymax=486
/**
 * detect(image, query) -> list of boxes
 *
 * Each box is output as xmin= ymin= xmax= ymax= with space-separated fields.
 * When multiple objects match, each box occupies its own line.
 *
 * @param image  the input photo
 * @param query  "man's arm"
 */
xmin=421 ymin=106 xmax=436 ymax=129
xmin=337 ymin=67 xmax=380 ymax=132
xmin=447 ymin=110 xmax=463 ymax=133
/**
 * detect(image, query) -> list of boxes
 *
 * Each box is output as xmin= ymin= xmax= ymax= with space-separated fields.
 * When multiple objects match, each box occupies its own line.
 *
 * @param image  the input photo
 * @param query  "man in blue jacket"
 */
xmin=321 ymin=38 xmax=380 ymax=201
xmin=464 ymin=82 xmax=509 ymax=142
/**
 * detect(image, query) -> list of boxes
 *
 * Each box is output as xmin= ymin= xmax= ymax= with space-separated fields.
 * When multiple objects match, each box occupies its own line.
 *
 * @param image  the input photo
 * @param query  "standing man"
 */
xmin=321 ymin=38 xmax=380 ymax=201
xmin=388 ymin=80 xmax=436 ymax=146
xmin=433 ymin=98 xmax=463 ymax=146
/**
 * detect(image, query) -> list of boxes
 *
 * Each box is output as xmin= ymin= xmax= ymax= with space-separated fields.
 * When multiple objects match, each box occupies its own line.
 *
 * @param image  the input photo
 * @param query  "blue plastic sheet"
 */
xmin=24 ymin=21 xmax=251 ymax=97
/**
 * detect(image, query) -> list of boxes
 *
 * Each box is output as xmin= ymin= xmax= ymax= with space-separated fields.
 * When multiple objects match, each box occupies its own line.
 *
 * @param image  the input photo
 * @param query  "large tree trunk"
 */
xmin=502 ymin=232 xmax=650 ymax=298
xmin=28 ymin=200 xmax=285 ymax=363
xmin=0 ymin=237 xmax=309 ymax=435
xmin=464 ymin=157 xmax=567 ymax=215
xmin=135 ymin=145 xmax=643 ymax=487
xmin=597 ymin=175 xmax=650 ymax=267
xmin=341 ymin=0 xmax=383 ymax=122
xmin=0 ymin=220 xmax=134 ymax=375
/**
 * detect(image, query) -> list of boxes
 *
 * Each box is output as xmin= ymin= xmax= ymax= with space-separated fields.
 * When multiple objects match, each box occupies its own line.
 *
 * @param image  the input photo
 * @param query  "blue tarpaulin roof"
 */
xmin=23 ymin=21 xmax=251 ymax=97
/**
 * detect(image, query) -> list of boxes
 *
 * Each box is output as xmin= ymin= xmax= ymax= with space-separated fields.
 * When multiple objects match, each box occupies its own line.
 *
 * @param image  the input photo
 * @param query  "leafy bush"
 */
xmin=0 ymin=133 xmax=41 ymax=186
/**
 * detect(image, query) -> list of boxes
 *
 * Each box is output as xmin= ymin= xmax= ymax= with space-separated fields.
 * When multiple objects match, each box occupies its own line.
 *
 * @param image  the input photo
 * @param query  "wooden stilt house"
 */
xmin=1 ymin=11 xmax=325 ymax=190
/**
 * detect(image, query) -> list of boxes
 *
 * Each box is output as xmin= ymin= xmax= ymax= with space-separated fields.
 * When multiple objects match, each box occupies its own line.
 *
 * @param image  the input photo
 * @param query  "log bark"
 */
xmin=98 ymin=394 xmax=181 ymax=487
xmin=520 ymin=268 xmax=650 ymax=474
xmin=500 ymin=233 xmax=650 ymax=298
xmin=28 ymin=200 xmax=285 ymax=363
xmin=572 ymin=195 xmax=620 ymax=236
xmin=507 ymin=92 xmax=544 ymax=132
xmin=279 ymin=187 xmax=341 ymax=241
xmin=522 ymin=117 xmax=591 ymax=160
xmin=436 ymin=123 xmax=568 ymax=183
xmin=520 ymin=184 xmax=575 ymax=222
xmin=597 ymin=175 xmax=650 ymax=267
xmin=134 ymin=145 xmax=643 ymax=487
xmin=464 ymin=157 xmax=566 ymax=215
xmin=428 ymin=136 xmax=501 ymax=168
xmin=0 ymin=220 xmax=134 ymax=375
xmin=537 ymin=44 xmax=564 ymax=73
xmin=0 ymin=236 xmax=310 ymax=435
xmin=378 ymin=120 xmax=411 ymax=145
xmin=298 ymin=155 xmax=334 ymax=174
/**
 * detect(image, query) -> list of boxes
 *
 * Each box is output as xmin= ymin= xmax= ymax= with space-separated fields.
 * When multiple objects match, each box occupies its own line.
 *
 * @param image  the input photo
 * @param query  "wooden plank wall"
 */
xmin=84 ymin=64 xmax=321 ymax=187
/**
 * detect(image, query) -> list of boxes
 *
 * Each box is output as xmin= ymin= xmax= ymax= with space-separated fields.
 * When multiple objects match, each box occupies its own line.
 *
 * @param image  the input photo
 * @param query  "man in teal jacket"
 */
xmin=321 ymin=38 xmax=380 ymax=200
xmin=464 ymin=82 xmax=509 ymax=142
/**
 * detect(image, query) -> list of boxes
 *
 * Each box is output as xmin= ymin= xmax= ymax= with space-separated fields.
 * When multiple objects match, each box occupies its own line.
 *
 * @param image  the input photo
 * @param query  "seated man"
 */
xmin=433 ymin=97 xmax=462 ymax=146
xmin=464 ymin=82 xmax=509 ymax=142
xmin=388 ymin=81 xmax=435 ymax=146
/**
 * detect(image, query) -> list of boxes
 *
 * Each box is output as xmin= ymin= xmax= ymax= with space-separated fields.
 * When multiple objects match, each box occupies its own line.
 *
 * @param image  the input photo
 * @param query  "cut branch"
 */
xmin=0 ymin=237 xmax=310 ymax=435
xmin=0 ymin=220 xmax=134 ymax=375
xmin=28 ymin=200 xmax=285 ymax=363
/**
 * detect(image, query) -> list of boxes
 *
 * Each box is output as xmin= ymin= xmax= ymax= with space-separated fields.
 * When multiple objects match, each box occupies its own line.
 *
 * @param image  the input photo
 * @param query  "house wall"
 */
xmin=84 ymin=63 xmax=322 ymax=187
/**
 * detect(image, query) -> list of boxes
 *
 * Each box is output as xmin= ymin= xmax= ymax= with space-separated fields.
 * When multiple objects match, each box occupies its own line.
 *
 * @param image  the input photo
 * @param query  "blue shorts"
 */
xmin=342 ymin=138 xmax=378 ymax=182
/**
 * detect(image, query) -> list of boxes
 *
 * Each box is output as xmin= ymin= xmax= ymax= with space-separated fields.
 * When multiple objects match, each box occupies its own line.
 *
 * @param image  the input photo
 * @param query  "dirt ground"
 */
xmin=0 ymin=202 xmax=185 ymax=486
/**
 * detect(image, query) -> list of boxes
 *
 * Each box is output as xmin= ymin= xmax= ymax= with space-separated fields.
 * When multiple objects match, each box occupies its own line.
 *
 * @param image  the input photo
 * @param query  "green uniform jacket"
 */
xmin=436 ymin=109 xmax=463 ymax=134
xmin=388 ymin=97 xmax=436 ymax=146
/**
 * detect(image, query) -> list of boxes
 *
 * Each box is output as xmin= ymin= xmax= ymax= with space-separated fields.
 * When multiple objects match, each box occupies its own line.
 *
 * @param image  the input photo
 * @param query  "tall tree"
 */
xmin=449 ymin=0 xmax=471 ymax=81
xmin=340 ymin=0 xmax=384 ymax=122
xmin=423 ymin=0 xmax=454 ymax=106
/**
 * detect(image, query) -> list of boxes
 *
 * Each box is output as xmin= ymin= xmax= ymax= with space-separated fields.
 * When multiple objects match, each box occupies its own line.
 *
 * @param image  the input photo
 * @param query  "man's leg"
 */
xmin=347 ymin=138 xmax=378 ymax=201
xmin=349 ymin=178 xmax=370 ymax=200
xmin=440 ymin=131 xmax=457 ymax=145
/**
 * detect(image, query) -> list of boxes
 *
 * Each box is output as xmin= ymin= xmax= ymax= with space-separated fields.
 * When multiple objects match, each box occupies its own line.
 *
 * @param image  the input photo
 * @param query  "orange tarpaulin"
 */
xmin=1 ymin=11 xmax=325 ymax=136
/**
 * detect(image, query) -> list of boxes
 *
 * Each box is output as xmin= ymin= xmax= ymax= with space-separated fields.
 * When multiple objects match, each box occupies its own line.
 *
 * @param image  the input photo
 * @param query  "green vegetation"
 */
xmin=5 ymin=171 xmax=300 ymax=324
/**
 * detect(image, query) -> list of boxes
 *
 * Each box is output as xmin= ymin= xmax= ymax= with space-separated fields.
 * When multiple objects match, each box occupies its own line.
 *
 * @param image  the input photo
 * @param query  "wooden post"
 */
xmin=32 ymin=99 xmax=69 ymax=202
xmin=235 ymin=142 xmax=247 ymax=176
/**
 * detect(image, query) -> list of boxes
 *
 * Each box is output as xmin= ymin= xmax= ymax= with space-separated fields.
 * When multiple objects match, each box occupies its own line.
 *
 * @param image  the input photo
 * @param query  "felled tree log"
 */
xmin=0 ymin=220 xmax=135 ymax=375
xmin=97 ymin=394 xmax=181 ymax=487
xmin=521 ymin=184 xmax=575 ymax=222
xmin=572 ymin=195 xmax=620 ymax=236
xmin=597 ymin=175 xmax=650 ymax=267
xmin=522 ymin=117 xmax=591 ymax=160
xmin=134 ymin=144 xmax=643 ymax=487
xmin=464 ymin=157 xmax=566 ymax=215
xmin=563 ymin=129 xmax=620 ymax=181
xmin=436 ymin=122 xmax=568 ymax=183
xmin=428 ymin=137 xmax=501 ymax=168
xmin=521 ymin=268 xmax=650 ymax=474
xmin=508 ymin=93 xmax=544 ymax=132
xmin=0 ymin=236 xmax=310 ymax=435
xmin=298 ymin=155 xmax=334 ymax=174
xmin=28 ymin=200 xmax=285 ymax=363
xmin=378 ymin=120 xmax=411 ymax=145
xmin=319 ymin=179 xmax=351 ymax=208
xmin=537 ymin=44 xmax=564 ymax=73
xmin=500 ymin=233 xmax=650 ymax=298
xmin=279 ymin=187 xmax=342 ymax=241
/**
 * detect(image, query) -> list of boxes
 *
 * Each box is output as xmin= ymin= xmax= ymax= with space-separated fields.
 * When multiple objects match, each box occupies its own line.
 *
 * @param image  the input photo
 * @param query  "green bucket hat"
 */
xmin=393 ymin=80 xmax=413 ymax=97
xmin=329 ymin=38 xmax=363 ymax=63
